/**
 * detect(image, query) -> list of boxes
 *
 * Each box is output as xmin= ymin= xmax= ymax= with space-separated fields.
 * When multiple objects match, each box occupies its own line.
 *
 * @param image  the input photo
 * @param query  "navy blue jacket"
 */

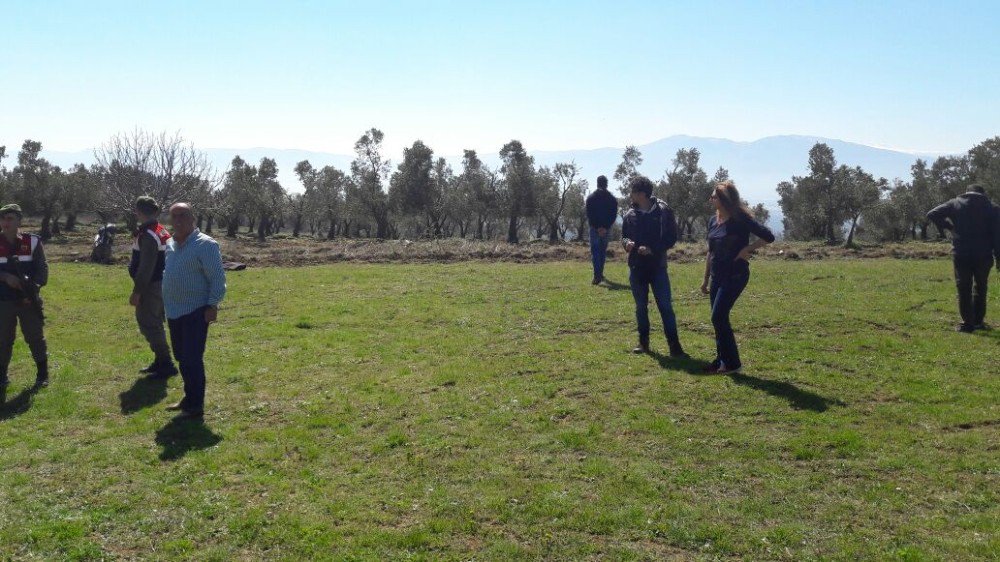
xmin=621 ymin=197 xmax=677 ymax=270
xmin=927 ymin=192 xmax=1000 ymax=260
xmin=708 ymin=214 xmax=775 ymax=279
xmin=585 ymin=188 xmax=618 ymax=230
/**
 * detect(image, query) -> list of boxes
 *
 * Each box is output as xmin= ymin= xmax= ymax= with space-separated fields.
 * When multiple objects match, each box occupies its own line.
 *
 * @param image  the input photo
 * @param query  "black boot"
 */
xmin=139 ymin=360 xmax=159 ymax=374
xmin=148 ymin=357 xmax=178 ymax=379
xmin=35 ymin=361 xmax=49 ymax=388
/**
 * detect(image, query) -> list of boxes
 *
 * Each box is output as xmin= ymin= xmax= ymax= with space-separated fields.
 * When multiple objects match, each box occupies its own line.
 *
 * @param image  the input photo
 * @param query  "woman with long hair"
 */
xmin=700 ymin=181 xmax=775 ymax=374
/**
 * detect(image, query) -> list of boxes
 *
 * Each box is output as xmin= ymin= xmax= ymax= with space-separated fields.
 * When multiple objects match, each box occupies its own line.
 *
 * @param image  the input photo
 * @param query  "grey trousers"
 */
xmin=0 ymin=299 xmax=47 ymax=373
xmin=136 ymin=282 xmax=172 ymax=361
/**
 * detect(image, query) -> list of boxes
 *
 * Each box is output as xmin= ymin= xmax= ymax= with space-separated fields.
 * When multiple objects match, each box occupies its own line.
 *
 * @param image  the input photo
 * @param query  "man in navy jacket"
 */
xmin=927 ymin=183 xmax=1000 ymax=332
xmin=585 ymin=175 xmax=618 ymax=284
xmin=621 ymin=177 xmax=687 ymax=356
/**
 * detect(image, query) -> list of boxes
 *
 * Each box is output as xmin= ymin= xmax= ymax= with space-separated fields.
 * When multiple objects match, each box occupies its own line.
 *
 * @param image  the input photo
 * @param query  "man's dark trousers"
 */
xmin=954 ymin=255 xmax=993 ymax=327
xmin=590 ymin=227 xmax=609 ymax=280
xmin=168 ymin=306 xmax=210 ymax=411
xmin=629 ymin=264 xmax=680 ymax=346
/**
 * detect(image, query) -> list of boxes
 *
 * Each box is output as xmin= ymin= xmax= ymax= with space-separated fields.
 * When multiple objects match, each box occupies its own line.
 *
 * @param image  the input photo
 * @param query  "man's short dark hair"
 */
xmin=134 ymin=195 xmax=160 ymax=216
xmin=968 ymin=183 xmax=986 ymax=194
xmin=628 ymin=176 xmax=654 ymax=197
xmin=597 ymin=175 xmax=608 ymax=190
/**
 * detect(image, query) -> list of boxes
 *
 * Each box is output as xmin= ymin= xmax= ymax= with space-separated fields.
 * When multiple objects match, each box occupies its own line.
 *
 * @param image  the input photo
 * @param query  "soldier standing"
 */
xmin=0 ymin=204 xmax=49 ymax=388
xmin=130 ymin=196 xmax=178 ymax=378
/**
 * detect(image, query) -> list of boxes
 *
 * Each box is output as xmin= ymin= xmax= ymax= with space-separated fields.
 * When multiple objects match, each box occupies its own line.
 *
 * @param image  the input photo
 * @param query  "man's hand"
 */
xmin=597 ymin=227 xmax=607 ymax=237
xmin=2 ymin=273 xmax=21 ymax=290
xmin=700 ymin=281 xmax=710 ymax=295
xmin=637 ymin=246 xmax=652 ymax=256
xmin=129 ymin=293 xmax=141 ymax=307
xmin=205 ymin=306 xmax=218 ymax=324
xmin=625 ymin=241 xmax=635 ymax=253
xmin=735 ymin=247 xmax=754 ymax=262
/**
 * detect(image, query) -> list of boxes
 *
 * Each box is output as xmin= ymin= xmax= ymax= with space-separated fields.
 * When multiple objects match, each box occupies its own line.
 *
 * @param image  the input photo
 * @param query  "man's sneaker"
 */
xmin=632 ymin=342 xmax=650 ymax=354
xmin=139 ymin=361 xmax=159 ymax=374
xmin=591 ymin=276 xmax=602 ymax=285
xmin=957 ymin=323 xmax=975 ymax=333
xmin=166 ymin=401 xmax=188 ymax=411
xmin=974 ymin=323 xmax=992 ymax=331
xmin=715 ymin=364 xmax=742 ymax=375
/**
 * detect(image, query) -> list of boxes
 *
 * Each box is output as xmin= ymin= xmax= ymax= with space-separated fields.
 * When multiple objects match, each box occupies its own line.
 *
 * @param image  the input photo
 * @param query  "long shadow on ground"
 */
xmin=601 ymin=278 xmax=631 ymax=292
xmin=119 ymin=375 xmax=169 ymax=414
xmin=650 ymin=352 xmax=846 ymax=412
xmin=0 ymin=383 xmax=41 ymax=421
xmin=723 ymin=372 xmax=846 ymax=412
xmin=155 ymin=417 xmax=223 ymax=461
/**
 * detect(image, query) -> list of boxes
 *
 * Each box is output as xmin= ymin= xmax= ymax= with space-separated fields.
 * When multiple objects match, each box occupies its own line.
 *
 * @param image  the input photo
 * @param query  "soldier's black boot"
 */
xmin=668 ymin=339 xmax=689 ymax=359
xmin=35 ymin=361 xmax=49 ymax=388
xmin=150 ymin=357 xmax=178 ymax=379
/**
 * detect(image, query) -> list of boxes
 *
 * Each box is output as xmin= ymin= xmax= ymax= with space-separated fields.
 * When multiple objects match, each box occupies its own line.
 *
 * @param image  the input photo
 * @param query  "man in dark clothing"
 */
xmin=0 ymin=204 xmax=49 ymax=388
xmin=621 ymin=177 xmax=687 ymax=357
xmin=585 ymin=175 xmax=618 ymax=284
xmin=130 ymin=196 xmax=178 ymax=377
xmin=926 ymin=184 xmax=1000 ymax=332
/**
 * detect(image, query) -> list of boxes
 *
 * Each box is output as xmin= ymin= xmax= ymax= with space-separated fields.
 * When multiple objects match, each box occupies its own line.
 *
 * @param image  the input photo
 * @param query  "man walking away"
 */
xmin=927 ymin=183 xmax=1000 ymax=332
xmin=130 ymin=196 xmax=178 ymax=378
xmin=162 ymin=203 xmax=227 ymax=418
xmin=585 ymin=175 xmax=618 ymax=284
xmin=621 ymin=177 xmax=687 ymax=357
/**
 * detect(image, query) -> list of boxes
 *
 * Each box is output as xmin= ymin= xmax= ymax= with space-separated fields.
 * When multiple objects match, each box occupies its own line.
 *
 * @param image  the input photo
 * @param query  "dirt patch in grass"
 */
xmin=40 ymin=225 xmax=955 ymax=268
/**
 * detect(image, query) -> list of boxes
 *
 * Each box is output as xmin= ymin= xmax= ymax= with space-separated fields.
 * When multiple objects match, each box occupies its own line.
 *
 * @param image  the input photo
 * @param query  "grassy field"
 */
xmin=0 ymin=258 xmax=996 ymax=560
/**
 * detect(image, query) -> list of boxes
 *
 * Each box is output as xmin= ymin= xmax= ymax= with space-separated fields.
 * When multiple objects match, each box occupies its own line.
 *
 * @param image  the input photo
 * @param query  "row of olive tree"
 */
xmin=610 ymin=144 xmax=769 ymax=242
xmin=777 ymin=137 xmax=1000 ymax=246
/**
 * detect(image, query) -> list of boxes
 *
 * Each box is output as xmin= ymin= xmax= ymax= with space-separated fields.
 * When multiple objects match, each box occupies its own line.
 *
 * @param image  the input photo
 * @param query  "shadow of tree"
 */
xmin=119 ymin=375 xmax=169 ymax=414
xmin=0 ymin=383 xmax=41 ymax=421
xmin=726 ymin=372 xmax=846 ymax=412
xmin=155 ymin=417 xmax=223 ymax=461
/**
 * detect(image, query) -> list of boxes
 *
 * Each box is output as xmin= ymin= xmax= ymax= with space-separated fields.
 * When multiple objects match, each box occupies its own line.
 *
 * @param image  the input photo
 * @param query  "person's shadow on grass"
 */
xmin=0 ymin=383 xmax=41 ymax=421
xmin=155 ymin=416 xmax=223 ymax=461
xmin=119 ymin=375 xmax=169 ymax=414
xmin=601 ymin=278 xmax=631 ymax=291
xmin=724 ymin=372 xmax=845 ymax=412
xmin=649 ymin=352 xmax=845 ymax=412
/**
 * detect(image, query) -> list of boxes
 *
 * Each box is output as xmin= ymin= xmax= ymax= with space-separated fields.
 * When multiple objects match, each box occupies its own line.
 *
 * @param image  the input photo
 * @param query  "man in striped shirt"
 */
xmin=162 ymin=203 xmax=226 ymax=418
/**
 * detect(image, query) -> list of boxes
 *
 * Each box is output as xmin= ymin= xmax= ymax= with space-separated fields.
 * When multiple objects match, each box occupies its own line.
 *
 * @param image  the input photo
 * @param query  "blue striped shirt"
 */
xmin=162 ymin=229 xmax=227 ymax=319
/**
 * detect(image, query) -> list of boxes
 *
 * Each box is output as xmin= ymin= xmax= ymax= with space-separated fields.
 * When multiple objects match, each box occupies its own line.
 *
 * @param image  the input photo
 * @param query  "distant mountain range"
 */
xmin=37 ymin=135 xmax=947 ymax=232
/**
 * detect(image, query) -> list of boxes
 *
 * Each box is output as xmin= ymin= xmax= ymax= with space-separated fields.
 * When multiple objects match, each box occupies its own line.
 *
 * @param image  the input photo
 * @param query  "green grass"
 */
xmin=0 ymin=259 xmax=997 ymax=560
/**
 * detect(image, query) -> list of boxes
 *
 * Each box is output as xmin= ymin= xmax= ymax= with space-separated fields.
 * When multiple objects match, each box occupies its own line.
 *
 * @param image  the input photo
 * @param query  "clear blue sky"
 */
xmin=1 ymin=0 xmax=998 ymax=156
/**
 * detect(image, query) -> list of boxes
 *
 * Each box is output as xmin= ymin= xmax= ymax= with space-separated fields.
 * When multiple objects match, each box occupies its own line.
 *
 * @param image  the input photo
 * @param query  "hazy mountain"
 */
xmin=36 ymin=135 xmax=944 ymax=232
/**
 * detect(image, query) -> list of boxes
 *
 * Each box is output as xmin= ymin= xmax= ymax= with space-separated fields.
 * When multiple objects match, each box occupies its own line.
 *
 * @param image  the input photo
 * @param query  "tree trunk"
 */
xmin=40 ymin=212 xmax=53 ymax=241
xmin=845 ymin=216 xmax=859 ymax=248
xmin=507 ymin=214 xmax=519 ymax=244
xmin=206 ymin=215 xmax=214 ymax=234
xmin=548 ymin=220 xmax=559 ymax=243
xmin=257 ymin=216 xmax=268 ymax=242
xmin=65 ymin=213 xmax=78 ymax=231
xmin=226 ymin=218 xmax=239 ymax=238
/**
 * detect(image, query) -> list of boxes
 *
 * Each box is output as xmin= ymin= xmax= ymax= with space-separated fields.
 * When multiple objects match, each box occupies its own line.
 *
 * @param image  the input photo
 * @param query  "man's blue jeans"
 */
xmin=710 ymin=271 xmax=750 ymax=369
xmin=168 ymin=306 xmax=210 ymax=411
xmin=629 ymin=265 xmax=680 ymax=344
xmin=590 ymin=227 xmax=610 ymax=280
